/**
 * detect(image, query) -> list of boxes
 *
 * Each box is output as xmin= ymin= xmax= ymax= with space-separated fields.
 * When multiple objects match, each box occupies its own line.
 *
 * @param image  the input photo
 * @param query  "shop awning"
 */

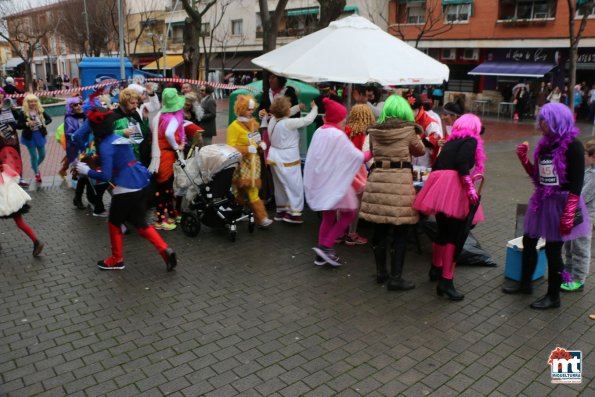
xmin=143 ymin=55 xmax=185 ymax=70
xmin=3 ymin=57 xmax=24 ymax=70
xmin=287 ymin=5 xmax=358 ymax=16
xmin=287 ymin=7 xmax=318 ymax=16
xmin=468 ymin=62 xmax=556 ymax=78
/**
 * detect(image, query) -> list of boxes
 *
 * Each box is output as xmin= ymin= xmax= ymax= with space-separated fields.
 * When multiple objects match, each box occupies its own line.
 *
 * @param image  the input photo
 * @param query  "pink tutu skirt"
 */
xmin=413 ymin=170 xmax=484 ymax=224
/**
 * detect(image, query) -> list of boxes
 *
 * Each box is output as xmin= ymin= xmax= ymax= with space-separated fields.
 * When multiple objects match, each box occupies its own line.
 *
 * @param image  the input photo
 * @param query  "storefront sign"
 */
xmin=487 ymin=48 xmax=556 ymax=63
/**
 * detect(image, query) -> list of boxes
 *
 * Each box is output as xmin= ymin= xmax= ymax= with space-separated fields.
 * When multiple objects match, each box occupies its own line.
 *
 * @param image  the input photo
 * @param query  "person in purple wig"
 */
xmin=503 ymin=103 xmax=591 ymax=309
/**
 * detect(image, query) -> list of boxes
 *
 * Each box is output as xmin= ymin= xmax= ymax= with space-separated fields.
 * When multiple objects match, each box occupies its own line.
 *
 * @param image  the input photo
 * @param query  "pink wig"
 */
xmin=447 ymin=113 xmax=486 ymax=175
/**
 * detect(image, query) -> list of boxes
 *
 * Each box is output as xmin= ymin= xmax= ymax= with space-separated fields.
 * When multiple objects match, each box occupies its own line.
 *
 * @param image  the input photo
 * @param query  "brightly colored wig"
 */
xmin=529 ymin=102 xmax=581 ymax=211
xmin=22 ymin=94 xmax=45 ymax=126
xmin=378 ymin=94 xmax=414 ymax=123
xmin=234 ymin=94 xmax=258 ymax=117
xmin=448 ymin=114 xmax=486 ymax=175
xmin=118 ymin=88 xmax=141 ymax=108
xmin=346 ymin=104 xmax=376 ymax=136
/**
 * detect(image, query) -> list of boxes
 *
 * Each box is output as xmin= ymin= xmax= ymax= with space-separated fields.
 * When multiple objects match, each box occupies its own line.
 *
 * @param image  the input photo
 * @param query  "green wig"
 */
xmin=378 ymin=94 xmax=414 ymax=123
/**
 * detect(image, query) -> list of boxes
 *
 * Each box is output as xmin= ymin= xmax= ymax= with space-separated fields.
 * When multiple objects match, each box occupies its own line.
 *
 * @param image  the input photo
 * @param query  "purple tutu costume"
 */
xmin=524 ymin=190 xmax=590 ymax=241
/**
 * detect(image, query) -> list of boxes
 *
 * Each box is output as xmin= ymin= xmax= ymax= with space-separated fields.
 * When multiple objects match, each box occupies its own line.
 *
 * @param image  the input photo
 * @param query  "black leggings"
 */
xmin=372 ymin=223 xmax=410 ymax=253
xmin=435 ymin=213 xmax=467 ymax=247
xmin=109 ymin=188 xmax=149 ymax=229
xmin=522 ymin=235 xmax=563 ymax=297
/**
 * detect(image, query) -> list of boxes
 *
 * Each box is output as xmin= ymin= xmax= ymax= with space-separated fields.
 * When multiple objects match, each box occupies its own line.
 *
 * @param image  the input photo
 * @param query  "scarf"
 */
xmin=414 ymin=107 xmax=437 ymax=137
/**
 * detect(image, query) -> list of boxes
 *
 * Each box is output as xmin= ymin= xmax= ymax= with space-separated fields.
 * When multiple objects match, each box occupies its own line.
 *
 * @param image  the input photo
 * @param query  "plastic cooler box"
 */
xmin=505 ymin=236 xmax=547 ymax=281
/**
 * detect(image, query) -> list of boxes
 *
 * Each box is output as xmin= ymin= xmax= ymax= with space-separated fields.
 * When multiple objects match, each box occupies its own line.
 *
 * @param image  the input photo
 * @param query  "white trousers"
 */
xmin=270 ymin=162 xmax=304 ymax=215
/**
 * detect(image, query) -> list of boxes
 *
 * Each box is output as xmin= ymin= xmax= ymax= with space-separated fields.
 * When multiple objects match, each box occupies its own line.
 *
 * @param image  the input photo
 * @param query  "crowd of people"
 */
xmin=0 ymin=73 xmax=592 ymax=312
xmin=498 ymin=80 xmax=595 ymax=123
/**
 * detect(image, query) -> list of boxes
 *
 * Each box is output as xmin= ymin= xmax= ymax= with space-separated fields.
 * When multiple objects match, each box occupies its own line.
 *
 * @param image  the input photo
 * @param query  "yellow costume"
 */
xmin=227 ymin=95 xmax=272 ymax=226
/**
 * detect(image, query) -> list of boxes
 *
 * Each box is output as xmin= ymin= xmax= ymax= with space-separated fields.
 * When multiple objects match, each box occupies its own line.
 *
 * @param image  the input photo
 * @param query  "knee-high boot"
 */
xmin=373 ymin=241 xmax=388 ymax=284
xmin=436 ymin=243 xmax=464 ymax=300
xmin=137 ymin=226 xmax=177 ymax=271
xmin=531 ymin=244 xmax=562 ymax=309
xmin=503 ymin=235 xmax=537 ymax=294
xmin=387 ymin=234 xmax=415 ymax=291
xmin=429 ymin=243 xmax=443 ymax=281
xmin=99 ymin=222 xmax=124 ymax=267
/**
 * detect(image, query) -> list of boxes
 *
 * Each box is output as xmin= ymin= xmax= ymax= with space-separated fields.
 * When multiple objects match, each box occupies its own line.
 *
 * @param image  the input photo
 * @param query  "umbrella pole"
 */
xmin=347 ymin=83 xmax=353 ymax=112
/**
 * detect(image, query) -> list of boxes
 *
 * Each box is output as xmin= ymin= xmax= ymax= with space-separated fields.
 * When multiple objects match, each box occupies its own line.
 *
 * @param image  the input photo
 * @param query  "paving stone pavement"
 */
xmin=1 ymin=123 xmax=594 ymax=396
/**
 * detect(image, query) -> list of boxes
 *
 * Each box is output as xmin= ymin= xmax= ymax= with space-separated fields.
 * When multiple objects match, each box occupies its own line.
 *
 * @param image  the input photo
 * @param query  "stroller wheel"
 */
xmin=229 ymin=230 xmax=237 ymax=242
xmin=181 ymin=213 xmax=201 ymax=237
xmin=248 ymin=215 xmax=255 ymax=233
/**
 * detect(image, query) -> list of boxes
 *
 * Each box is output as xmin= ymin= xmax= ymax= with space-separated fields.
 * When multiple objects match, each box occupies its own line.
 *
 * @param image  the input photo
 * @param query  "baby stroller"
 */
xmin=178 ymin=144 xmax=255 ymax=241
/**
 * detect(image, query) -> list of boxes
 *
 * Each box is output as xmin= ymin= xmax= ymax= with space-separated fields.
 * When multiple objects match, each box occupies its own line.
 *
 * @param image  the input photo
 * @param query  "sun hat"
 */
xmin=322 ymin=97 xmax=347 ymax=123
xmin=161 ymin=87 xmax=185 ymax=113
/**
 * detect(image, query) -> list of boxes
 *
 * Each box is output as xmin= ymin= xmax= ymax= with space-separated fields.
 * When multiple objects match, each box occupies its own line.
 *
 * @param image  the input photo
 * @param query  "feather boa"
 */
xmin=528 ymin=126 xmax=580 ymax=212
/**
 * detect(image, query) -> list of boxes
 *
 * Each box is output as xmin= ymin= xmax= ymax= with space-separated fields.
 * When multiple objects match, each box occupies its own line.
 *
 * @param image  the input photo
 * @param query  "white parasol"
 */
xmin=252 ymin=15 xmax=449 ymax=86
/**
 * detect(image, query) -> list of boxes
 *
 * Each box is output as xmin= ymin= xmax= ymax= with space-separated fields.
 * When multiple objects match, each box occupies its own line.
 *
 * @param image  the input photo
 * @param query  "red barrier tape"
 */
xmin=145 ymin=77 xmax=260 ymax=92
xmin=5 ymin=77 xmax=259 ymax=99
xmin=5 ymin=80 xmax=120 ymax=99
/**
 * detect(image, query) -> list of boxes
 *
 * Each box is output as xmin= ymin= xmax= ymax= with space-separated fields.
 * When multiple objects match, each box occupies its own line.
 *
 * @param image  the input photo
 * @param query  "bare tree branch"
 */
xmin=0 ymin=0 xmax=61 ymax=90
xmin=567 ymin=0 xmax=595 ymax=109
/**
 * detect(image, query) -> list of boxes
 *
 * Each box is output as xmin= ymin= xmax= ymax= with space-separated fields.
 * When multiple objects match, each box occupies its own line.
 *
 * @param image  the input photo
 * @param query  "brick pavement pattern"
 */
xmin=1 ymin=119 xmax=594 ymax=396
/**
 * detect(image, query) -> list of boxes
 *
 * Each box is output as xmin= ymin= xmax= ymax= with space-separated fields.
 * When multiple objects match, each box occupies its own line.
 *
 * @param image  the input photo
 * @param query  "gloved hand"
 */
xmin=248 ymin=145 xmax=257 ymax=154
xmin=259 ymin=141 xmax=267 ymax=151
xmin=516 ymin=142 xmax=534 ymax=176
xmin=460 ymin=175 xmax=479 ymax=206
xmin=560 ymin=193 xmax=580 ymax=236
xmin=76 ymin=161 xmax=90 ymax=176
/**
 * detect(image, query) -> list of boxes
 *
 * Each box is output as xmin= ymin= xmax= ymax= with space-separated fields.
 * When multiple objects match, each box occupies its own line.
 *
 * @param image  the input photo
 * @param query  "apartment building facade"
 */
xmin=389 ymin=0 xmax=595 ymax=93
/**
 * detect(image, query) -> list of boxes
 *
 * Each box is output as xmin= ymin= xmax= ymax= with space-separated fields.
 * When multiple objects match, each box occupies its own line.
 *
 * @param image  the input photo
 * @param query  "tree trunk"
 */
xmin=183 ymin=18 xmax=200 ymax=78
xmin=317 ymin=0 xmax=346 ymax=30
xmin=24 ymin=62 xmax=34 ymax=92
xmin=569 ymin=47 xmax=577 ymax=111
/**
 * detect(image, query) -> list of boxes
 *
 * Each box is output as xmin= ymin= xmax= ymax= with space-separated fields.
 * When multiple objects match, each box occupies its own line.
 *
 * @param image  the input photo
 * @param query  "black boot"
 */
xmin=437 ymin=277 xmax=464 ymax=300
xmin=531 ymin=263 xmax=562 ymax=309
xmin=503 ymin=235 xmax=538 ymax=294
xmin=386 ymin=241 xmax=414 ymax=291
xmin=530 ymin=294 xmax=560 ymax=309
xmin=502 ymin=283 xmax=533 ymax=294
xmin=373 ymin=242 xmax=388 ymax=284
xmin=429 ymin=265 xmax=441 ymax=282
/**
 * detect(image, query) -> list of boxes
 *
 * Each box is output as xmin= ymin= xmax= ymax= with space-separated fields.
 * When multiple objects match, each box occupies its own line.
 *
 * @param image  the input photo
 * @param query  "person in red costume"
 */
xmin=407 ymin=94 xmax=441 ymax=167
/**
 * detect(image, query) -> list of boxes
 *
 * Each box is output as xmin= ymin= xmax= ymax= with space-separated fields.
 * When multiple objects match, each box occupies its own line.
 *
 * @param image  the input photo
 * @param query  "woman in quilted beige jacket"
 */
xmin=360 ymin=95 xmax=425 ymax=291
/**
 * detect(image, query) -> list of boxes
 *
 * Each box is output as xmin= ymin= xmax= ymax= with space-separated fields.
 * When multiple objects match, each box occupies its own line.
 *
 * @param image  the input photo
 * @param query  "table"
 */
xmin=498 ymin=102 xmax=515 ymax=119
xmin=472 ymin=99 xmax=490 ymax=116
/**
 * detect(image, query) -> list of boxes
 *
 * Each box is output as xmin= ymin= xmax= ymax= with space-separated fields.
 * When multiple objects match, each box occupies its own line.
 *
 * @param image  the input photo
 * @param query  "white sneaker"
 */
xmin=93 ymin=211 xmax=108 ymax=217
xmin=258 ymin=218 xmax=273 ymax=228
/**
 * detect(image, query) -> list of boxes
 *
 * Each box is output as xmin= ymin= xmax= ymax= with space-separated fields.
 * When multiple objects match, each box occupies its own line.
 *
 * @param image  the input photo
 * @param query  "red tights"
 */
xmin=13 ymin=215 xmax=37 ymax=242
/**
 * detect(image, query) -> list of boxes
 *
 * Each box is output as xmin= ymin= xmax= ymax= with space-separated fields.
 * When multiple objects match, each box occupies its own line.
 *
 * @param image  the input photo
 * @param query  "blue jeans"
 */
xmin=25 ymin=144 xmax=45 ymax=175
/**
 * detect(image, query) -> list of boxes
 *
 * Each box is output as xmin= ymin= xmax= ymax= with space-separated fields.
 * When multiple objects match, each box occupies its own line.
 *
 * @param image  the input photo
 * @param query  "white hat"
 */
xmin=127 ymin=83 xmax=146 ymax=95
xmin=5 ymin=77 xmax=14 ymax=84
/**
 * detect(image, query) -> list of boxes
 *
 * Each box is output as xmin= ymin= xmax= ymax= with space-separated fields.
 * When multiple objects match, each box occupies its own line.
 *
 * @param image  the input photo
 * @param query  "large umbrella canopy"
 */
xmin=252 ymin=15 xmax=449 ymax=86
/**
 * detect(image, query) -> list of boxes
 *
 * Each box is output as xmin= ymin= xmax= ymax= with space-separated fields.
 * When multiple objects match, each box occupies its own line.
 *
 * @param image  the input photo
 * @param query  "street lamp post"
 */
xmin=117 ymin=0 xmax=125 ymax=81
xmin=82 ymin=0 xmax=90 ymax=54
xmin=163 ymin=0 xmax=181 ymax=77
